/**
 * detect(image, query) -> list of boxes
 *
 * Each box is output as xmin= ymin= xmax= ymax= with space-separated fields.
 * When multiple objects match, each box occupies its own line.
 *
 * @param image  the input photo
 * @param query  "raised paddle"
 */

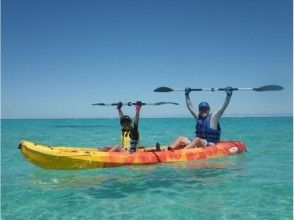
xmin=154 ymin=85 xmax=284 ymax=92
xmin=92 ymin=101 xmax=179 ymax=106
xmin=92 ymin=102 xmax=132 ymax=106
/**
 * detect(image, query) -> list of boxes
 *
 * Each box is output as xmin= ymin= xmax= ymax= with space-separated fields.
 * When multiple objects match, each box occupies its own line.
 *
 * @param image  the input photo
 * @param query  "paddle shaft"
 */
xmin=154 ymin=85 xmax=283 ymax=92
xmin=92 ymin=102 xmax=179 ymax=106
xmin=172 ymin=88 xmax=254 ymax=91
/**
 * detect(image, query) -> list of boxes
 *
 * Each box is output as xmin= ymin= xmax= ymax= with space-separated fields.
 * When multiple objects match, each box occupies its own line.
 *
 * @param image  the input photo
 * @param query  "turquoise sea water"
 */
xmin=1 ymin=117 xmax=293 ymax=219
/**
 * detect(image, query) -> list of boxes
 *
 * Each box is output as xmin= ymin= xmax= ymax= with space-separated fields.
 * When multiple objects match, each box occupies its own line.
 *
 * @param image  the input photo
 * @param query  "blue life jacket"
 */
xmin=195 ymin=113 xmax=221 ymax=143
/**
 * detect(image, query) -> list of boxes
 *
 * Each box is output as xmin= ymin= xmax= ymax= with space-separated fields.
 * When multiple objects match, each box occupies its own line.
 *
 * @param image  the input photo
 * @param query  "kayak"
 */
xmin=19 ymin=140 xmax=246 ymax=170
xmin=19 ymin=140 xmax=246 ymax=169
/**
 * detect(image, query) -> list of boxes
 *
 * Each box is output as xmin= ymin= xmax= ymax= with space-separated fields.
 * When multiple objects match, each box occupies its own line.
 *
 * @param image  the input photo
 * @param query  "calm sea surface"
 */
xmin=1 ymin=117 xmax=293 ymax=219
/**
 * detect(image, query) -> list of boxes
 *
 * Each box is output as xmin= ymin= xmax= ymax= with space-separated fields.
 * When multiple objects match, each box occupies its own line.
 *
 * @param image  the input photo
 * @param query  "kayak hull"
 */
xmin=19 ymin=140 xmax=246 ymax=170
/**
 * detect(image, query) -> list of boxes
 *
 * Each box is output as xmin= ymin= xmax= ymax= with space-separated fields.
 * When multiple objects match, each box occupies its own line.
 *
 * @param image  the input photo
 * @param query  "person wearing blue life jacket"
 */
xmin=108 ymin=102 xmax=141 ymax=152
xmin=168 ymin=87 xmax=233 ymax=149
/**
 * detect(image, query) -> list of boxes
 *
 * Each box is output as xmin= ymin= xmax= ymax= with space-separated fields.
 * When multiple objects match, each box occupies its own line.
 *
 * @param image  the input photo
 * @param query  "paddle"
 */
xmin=92 ymin=102 xmax=132 ymax=106
xmin=154 ymin=85 xmax=284 ymax=92
xmin=92 ymin=101 xmax=179 ymax=106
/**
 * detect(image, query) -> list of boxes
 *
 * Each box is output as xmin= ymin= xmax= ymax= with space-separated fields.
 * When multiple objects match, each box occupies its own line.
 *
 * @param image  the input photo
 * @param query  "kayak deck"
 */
xmin=19 ymin=140 xmax=246 ymax=170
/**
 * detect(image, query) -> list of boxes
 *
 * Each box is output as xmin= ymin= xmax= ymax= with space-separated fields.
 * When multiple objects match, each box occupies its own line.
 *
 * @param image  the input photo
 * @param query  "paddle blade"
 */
xmin=254 ymin=85 xmax=284 ymax=92
xmin=154 ymin=102 xmax=179 ymax=105
xmin=92 ymin=103 xmax=106 ymax=106
xmin=154 ymin=87 xmax=174 ymax=92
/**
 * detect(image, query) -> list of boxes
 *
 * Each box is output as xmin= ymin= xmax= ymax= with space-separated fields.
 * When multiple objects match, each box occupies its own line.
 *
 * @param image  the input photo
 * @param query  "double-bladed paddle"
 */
xmin=92 ymin=101 xmax=179 ymax=106
xmin=154 ymin=85 xmax=284 ymax=92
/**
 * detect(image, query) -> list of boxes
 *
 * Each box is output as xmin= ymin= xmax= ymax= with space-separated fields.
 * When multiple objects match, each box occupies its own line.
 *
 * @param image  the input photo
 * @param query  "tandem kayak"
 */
xmin=19 ymin=140 xmax=246 ymax=170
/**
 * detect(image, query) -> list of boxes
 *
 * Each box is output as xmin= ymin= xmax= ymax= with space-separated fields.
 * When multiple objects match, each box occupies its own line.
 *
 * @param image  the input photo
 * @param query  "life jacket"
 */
xmin=121 ymin=130 xmax=131 ymax=149
xmin=195 ymin=113 xmax=221 ymax=143
xmin=120 ymin=128 xmax=139 ymax=149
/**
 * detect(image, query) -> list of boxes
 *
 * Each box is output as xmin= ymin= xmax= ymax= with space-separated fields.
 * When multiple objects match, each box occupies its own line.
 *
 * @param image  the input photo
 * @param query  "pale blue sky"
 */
xmin=2 ymin=0 xmax=292 ymax=118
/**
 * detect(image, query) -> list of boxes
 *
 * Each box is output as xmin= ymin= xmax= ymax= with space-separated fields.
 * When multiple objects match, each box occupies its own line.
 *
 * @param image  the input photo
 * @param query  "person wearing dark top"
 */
xmin=109 ymin=102 xmax=141 ymax=152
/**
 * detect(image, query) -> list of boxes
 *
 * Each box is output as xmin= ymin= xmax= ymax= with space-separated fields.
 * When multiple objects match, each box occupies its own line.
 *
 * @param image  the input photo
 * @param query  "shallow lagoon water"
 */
xmin=1 ymin=117 xmax=293 ymax=219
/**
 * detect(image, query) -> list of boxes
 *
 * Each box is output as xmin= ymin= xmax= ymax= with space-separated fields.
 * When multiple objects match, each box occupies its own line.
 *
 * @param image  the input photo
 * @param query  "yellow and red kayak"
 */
xmin=19 ymin=140 xmax=246 ymax=170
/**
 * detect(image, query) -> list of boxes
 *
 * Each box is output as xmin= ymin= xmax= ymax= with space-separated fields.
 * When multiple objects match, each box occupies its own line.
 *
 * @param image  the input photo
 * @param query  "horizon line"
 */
xmin=1 ymin=114 xmax=293 ymax=120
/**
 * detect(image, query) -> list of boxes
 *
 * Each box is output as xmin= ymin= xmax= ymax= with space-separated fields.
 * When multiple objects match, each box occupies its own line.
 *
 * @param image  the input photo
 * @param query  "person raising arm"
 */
xmin=109 ymin=102 xmax=141 ymax=152
xmin=168 ymin=87 xmax=233 ymax=150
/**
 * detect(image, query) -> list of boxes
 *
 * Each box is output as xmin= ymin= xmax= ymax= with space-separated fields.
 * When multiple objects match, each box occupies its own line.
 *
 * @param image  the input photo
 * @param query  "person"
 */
xmin=168 ymin=87 xmax=233 ymax=149
xmin=108 ymin=102 xmax=141 ymax=152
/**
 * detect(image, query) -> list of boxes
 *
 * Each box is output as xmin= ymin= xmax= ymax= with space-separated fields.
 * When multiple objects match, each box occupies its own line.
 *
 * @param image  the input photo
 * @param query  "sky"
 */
xmin=2 ymin=0 xmax=293 ymax=118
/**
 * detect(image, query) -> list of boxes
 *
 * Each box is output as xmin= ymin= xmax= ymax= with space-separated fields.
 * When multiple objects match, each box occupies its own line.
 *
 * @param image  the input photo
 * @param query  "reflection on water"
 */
xmin=28 ymin=154 xmax=247 ymax=197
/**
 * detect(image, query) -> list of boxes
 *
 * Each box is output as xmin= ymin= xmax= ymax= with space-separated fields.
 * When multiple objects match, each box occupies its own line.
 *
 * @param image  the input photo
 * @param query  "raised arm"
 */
xmin=133 ymin=102 xmax=142 ymax=127
xmin=117 ymin=102 xmax=123 ymax=121
xmin=211 ymin=87 xmax=232 ymax=128
xmin=185 ymin=88 xmax=198 ymax=119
